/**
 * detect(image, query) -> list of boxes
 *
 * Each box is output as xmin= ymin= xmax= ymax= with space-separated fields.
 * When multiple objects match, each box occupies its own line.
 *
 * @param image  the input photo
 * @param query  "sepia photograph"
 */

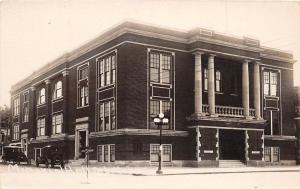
xmin=0 ymin=0 xmax=300 ymax=188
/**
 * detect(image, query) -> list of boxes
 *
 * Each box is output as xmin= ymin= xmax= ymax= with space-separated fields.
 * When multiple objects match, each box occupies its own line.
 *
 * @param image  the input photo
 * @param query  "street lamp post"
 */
xmin=154 ymin=113 xmax=169 ymax=174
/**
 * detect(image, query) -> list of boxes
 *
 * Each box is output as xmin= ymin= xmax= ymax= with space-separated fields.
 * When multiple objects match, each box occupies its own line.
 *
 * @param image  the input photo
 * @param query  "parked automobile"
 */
xmin=36 ymin=145 xmax=66 ymax=168
xmin=2 ymin=146 xmax=30 ymax=165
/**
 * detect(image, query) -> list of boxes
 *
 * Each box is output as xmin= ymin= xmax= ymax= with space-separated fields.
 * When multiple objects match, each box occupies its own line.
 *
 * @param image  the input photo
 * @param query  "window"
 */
xmin=264 ymin=147 xmax=280 ymax=162
xmin=13 ymin=125 xmax=19 ymax=140
xmin=264 ymin=110 xmax=280 ymax=135
xmin=79 ymin=86 xmax=88 ymax=107
xmin=150 ymin=144 xmax=172 ymax=162
xmin=52 ymin=114 xmax=62 ymax=134
xmin=150 ymin=100 xmax=171 ymax=129
xmin=203 ymin=69 xmax=222 ymax=92
xmin=78 ymin=64 xmax=89 ymax=107
xmin=37 ymin=118 xmax=45 ymax=136
xmin=97 ymin=144 xmax=115 ymax=162
xmin=149 ymin=52 xmax=172 ymax=84
xmin=38 ymin=88 xmax=46 ymax=105
xmin=13 ymin=97 xmax=20 ymax=116
xmin=53 ymin=81 xmax=62 ymax=99
xmin=203 ymin=68 xmax=208 ymax=91
xmin=264 ymin=71 xmax=279 ymax=96
xmin=24 ymin=93 xmax=29 ymax=102
xmin=97 ymin=54 xmax=116 ymax=88
xmin=23 ymin=92 xmax=29 ymax=122
xmin=23 ymin=106 xmax=29 ymax=122
xmin=215 ymin=70 xmax=221 ymax=92
xmin=97 ymin=100 xmax=116 ymax=132
xmin=78 ymin=66 xmax=88 ymax=80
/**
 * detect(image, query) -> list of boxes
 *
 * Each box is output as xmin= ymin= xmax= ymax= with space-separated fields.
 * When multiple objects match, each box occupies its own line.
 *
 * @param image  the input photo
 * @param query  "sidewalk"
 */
xmin=68 ymin=164 xmax=300 ymax=176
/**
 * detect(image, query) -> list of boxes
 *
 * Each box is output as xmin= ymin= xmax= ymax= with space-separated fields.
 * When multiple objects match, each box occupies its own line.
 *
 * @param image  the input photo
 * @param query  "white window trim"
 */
xmin=53 ymin=80 xmax=63 ymax=100
xmin=77 ymin=63 xmax=89 ymax=108
xmin=97 ymin=144 xmax=115 ymax=163
xmin=150 ymin=144 xmax=172 ymax=162
xmin=52 ymin=113 xmax=63 ymax=135
xmin=149 ymin=52 xmax=173 ymax=85
xmin=37 ymin=118 xmax=46 ymax=137
xmin=264 ymin=146 xmax=280 ymax=163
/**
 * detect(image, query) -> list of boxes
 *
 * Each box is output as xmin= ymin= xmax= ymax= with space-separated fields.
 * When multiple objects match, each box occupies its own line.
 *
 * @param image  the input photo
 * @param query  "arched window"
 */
xmin=39 ymin=88 xmax=45 ymax=104
xmin=53 ymin=81 xmax=62 ymax=99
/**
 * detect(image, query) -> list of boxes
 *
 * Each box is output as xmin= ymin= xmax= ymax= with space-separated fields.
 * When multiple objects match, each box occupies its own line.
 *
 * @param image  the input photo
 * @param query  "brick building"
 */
xmin=10 ymin=22 xmax=297 ymax=167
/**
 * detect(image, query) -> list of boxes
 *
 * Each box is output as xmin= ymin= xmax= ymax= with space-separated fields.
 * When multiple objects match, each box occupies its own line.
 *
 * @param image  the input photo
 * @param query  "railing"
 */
xmin=202 ymin=104 xmax=255 ymax=118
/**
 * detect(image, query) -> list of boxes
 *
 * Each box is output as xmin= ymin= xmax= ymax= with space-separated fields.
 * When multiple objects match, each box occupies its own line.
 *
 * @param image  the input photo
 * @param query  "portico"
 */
xmin=192 ymin=52 xmax=262 ymax=119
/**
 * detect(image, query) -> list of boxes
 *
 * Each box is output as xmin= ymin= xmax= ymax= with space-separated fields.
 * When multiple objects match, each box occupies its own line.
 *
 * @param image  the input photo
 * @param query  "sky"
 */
xmin=0 ymin=0 xmax=300 ymax=107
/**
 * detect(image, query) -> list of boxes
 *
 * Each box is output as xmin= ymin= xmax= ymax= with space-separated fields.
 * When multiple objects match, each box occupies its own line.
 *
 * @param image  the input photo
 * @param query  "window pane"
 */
xmin=162 ymin=55 xmax=171 ymax=70
xmin=264 ymin=83 xmax=270 ymax=96
xmin=150 ymin=68 xmax=159 ymax=82
xmin=97 ymin=146 xmax=103 ymax=162
xmin=161 ymin=70 xmax=170 ymax=84
xmin=272 ymin=111 xmax=280 ymax=135
xmin=110 ymin=145 xmax=115 ymax=162
xmin=264 ymin=147 xmax=271 ymax=162
xmin=270 ymin=84 xmax=277 ymax=96
xmin=204 ymin=69 xmax=208 ymax=91
xmin=273 ymin=147 xmax=280 ymax=162
xmin=150 ymin=53 xmax=160 ymax=68
xmin=104 ymin=102 xmax=110 ymax=130
xmin=104 ymin=145 xmax=108 ymax=162
xmin=264 ymin=111 xmax=271 ymax=135
xmin=150 ymin=100 xmax=160 ymax=116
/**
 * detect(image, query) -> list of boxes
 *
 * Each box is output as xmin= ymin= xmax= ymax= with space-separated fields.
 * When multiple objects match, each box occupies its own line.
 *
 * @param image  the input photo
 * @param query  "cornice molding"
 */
xmin=10 ymin=21 xmax=295 ymax=93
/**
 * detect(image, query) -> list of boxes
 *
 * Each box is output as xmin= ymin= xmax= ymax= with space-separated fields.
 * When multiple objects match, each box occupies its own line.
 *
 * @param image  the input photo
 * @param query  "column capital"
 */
xmin=30 ymin=86 xmax=36 ymax=91
xmin=243 ymin=59 xmax=251 ymax=63
xmin=209 ymin=53 xmax=216 ymax=57
xmin=254 ymin=61 xmax=262 ymax=65
xmin=193 ymin=51 xmax=204 ymax=56
xmin=45 ymin=79 xmax=51 ymax=85
xmin=62 ymin=70 xmax=69 ymax=77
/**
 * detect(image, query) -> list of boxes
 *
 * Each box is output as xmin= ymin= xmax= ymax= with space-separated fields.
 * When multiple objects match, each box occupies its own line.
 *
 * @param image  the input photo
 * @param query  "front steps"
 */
xmin=219 ymin=160 xmax=246 ymax=168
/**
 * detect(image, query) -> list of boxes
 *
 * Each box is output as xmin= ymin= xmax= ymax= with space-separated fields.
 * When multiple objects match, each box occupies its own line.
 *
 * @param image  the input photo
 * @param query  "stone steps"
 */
xmin=219 ymin=160 xmax=246 ymax=168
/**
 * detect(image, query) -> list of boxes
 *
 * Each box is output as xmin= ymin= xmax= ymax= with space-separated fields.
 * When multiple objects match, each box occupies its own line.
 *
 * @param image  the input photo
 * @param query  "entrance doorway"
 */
xmin=219 ymin=129 xmax=245 ymax=160
xmin=75 ymin=124 xmax=88 ymax=160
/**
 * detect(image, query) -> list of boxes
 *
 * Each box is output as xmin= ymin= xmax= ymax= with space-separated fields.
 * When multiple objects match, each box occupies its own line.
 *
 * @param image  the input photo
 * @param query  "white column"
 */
xmin=194 ymin=52 xmax=203 ymax=115
xmin=242 ymin=60 xmax=250 ymax=117
xmin=208 ymin=54 xmax=216 ymax=115
xmin=254 ymin=62 xmax=261 ymax=119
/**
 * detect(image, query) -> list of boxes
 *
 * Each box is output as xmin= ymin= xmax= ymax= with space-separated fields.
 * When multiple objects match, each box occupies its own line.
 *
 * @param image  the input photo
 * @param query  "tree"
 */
xmin=0 ymin=105 xmax=11 ymax=144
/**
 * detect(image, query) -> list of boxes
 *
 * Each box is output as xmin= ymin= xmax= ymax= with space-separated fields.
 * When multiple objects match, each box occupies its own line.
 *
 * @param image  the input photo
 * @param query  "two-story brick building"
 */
xmin=10 ymin=21 xmax=297 ymax=167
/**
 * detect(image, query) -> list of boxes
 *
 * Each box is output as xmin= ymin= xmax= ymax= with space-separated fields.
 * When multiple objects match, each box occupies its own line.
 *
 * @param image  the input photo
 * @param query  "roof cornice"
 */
xmin=11 ymin=21 xmax=295 ymax=92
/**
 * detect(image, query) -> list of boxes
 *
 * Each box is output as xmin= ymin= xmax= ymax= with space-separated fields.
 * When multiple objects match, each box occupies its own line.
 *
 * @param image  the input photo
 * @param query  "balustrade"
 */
xmin=202 ymin=104 xmax=255 ymax=118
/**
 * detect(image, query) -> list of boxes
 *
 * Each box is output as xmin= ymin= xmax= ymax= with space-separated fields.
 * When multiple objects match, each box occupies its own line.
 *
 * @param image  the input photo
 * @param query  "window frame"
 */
xmin=263 ymin=70 xmax=279 ymax=97
xmin=52 ymin=113 xmax=63 ymax=135
xmin=149 ymin=51 xmax=173 ymax=84
xmin=97 ymin=144 xmax=115 ymax=162
xmin=149 ymin=99 xmax=171 ymax=130
xmin=13 ymin=97 xmax=20 ymax=117
xmin=150 ymin=144 xmax=172 ymax=162
xmin=264 ymin=146 xmax=280 ymax=163
xmin=13 ymin=124 xmax=20 ymax=140
xmin=53 ymin=80 xmax=63 ymax=100
xmin=96 ymin=53 xmax=116 ymax=89
xmin=97 ymin=99 xmax=116 ymax=132
xmin=263 ymin=109 xmax=280 ymax=136
xmin=215 ymin=70 xmax=222 ymax=92
xmin=38 ymin=88 xmax=46 ymax=105
xmin=37 ymin=118 xmax=45 ymax=137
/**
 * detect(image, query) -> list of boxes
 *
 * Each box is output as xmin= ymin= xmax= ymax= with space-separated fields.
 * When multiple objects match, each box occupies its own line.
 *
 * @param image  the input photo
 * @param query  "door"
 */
xmin=75 ymin=129 xmax=88 ymax=159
